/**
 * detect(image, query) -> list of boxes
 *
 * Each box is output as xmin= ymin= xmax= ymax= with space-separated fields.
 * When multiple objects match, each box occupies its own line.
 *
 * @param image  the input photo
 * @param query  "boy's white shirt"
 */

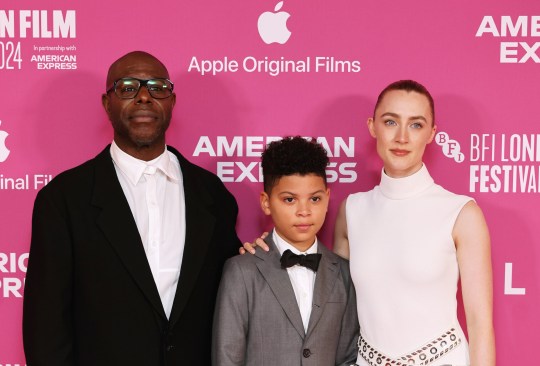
xmin=272 ymin=230 xmax=318 ymax=332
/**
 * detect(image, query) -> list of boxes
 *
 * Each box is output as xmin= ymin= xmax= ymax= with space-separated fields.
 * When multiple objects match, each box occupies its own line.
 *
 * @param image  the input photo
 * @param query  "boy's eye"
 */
xmin=311 ymin=196 xmax=321 ymax=202
xmin=283 ymin=197 xmax=295 ymax=203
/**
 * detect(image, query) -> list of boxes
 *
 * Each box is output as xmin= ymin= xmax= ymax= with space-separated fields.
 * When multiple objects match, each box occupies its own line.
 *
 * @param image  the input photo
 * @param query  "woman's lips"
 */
xmin=390 ymin=149 xmax=410 ymax=156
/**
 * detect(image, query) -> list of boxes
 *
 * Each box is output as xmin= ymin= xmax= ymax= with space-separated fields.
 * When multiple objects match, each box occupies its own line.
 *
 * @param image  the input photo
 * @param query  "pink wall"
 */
xmin=1 ymin=0 xmax=538 ymax=363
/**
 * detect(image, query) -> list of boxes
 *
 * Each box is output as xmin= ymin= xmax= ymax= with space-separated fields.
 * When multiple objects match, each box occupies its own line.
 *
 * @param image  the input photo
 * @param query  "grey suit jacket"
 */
xmin=212 ymin=231 xmax=359 ymax=366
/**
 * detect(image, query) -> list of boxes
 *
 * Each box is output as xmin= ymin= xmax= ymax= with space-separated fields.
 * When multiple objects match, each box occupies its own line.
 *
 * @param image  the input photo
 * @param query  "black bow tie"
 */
xmin=280 ymin=249 xmax=322 ymax=272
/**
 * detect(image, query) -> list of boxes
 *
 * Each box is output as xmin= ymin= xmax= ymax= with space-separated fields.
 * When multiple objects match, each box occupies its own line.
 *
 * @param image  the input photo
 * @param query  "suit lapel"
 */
xmin=306 ymin=244 xmax=340 ymax=339
xmin=167 ymin=147 xmax=216 ymax=328
xmin=91 ymin=146 xmax=167 ymax=320
xmin=256 ymin=233 xmax=306 ymax=339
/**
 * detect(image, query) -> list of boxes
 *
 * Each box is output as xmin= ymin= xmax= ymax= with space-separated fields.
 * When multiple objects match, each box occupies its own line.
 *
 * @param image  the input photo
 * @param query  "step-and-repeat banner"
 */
xmin=1 ymin=0 xmax=538 ymax=364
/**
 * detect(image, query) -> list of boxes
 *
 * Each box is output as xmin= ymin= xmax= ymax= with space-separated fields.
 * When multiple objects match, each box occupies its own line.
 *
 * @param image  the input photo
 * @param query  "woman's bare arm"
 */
xmin=454 ymin=200 xmax=495 ymax=366
xmin=333 ymin=199 xmax=350 ymax=260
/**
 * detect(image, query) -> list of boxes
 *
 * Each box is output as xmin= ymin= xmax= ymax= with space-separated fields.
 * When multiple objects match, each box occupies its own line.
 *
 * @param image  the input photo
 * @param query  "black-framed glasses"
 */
xmin=106 ymin=78 xmax=174 ymax=99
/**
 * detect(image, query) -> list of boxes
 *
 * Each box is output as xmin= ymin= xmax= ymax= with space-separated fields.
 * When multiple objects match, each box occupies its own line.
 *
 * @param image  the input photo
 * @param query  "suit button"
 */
xmin=303 ymin=348 xmax=311 ymax=358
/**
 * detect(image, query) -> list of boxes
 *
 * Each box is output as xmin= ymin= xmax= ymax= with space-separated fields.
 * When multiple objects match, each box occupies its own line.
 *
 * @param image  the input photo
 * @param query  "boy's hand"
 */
xmin=239 ymin=232 xmax=270 ymax=254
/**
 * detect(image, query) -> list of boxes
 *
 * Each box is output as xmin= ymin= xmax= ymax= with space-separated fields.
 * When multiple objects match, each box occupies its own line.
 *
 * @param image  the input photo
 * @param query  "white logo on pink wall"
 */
xmin=0 ymin=10 xmax=77 ymax=70
xmin=435 ymin=131 xmax=464 ymax=163
xmin=0 ymin=120 xmax=11 ymax=162
xmin=192 ymin=136 xmax=358 ymax=184
xmin=257 ymin=1 xmax=292 ymax=44
xmin=476 ymin=15 xmax=540 ymax=63
xmin=469 ymin=133 xmax=540 ymax=193
xmin=0 ymin=252 xmax=28 ymax=298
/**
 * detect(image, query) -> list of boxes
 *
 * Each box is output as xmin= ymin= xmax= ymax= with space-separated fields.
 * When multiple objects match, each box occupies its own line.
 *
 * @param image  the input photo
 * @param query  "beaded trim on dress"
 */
xmin=357 ymin=328 xmax=461 ymax=366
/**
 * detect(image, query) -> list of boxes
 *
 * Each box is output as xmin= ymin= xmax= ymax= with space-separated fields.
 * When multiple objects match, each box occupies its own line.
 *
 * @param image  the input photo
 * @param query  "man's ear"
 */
xmin=102 ymin=94 xmax=111 ymax=116
xmin=260 ymin=191 xmax=271 ymax=216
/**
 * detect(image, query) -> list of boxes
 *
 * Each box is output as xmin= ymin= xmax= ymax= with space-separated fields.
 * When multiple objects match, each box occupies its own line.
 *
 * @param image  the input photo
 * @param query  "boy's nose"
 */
xmin=296 ymin=202 xmax=311 ymax=216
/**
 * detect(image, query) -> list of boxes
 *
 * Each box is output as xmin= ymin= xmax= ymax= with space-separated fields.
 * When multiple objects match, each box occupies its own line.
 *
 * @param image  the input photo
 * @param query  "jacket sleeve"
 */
xmin=23 ymin=188 xmax=74 ymax=366
xmin=212 ymin=258 xmax=249 ymax=366
xmin=219 ymin=182 xmax=242 ymax=260
xmin=335 ymin=261 xmax=360 ymax=366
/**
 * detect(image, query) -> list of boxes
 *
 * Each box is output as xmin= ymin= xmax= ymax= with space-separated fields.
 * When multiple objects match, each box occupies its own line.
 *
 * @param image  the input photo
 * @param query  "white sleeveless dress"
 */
xmin=346 ymin=165 xmax=471 ymax=366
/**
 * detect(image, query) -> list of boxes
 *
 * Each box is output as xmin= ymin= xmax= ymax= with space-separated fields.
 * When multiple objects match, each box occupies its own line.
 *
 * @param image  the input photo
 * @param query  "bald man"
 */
xmin=23 ymin=51 xmax=241 ymax=366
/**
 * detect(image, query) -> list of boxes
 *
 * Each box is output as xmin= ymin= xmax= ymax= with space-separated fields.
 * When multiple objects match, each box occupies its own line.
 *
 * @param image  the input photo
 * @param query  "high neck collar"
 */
xmin=379 ymin=164 xmax=434 ymax=200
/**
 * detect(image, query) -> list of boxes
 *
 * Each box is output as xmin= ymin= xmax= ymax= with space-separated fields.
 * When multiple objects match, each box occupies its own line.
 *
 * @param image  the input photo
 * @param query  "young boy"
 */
xmin=212 ymin=136 xmax=358 ymax=366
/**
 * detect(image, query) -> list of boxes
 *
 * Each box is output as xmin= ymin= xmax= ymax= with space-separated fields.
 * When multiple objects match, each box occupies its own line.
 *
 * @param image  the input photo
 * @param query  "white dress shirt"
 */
xmin=110 ymin=141 xmax=186 ymax=318
xmin=272 ymin=230 xmax=318 ymax=332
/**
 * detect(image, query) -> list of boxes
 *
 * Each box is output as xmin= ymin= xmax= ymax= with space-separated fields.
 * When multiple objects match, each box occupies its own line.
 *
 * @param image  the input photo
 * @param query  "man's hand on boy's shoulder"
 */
xmin=239 ymin=232 xmax=270 ymax=255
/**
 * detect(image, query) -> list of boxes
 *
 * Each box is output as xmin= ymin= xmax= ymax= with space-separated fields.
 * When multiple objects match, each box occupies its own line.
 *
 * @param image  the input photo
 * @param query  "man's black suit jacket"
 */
xmin=23 ymin=145 xmax=241 ymax=366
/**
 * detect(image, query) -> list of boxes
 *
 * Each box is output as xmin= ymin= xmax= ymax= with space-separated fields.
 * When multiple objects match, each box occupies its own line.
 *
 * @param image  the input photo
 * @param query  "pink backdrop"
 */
xmin=1 ymin=0 xmax=538 ymax=364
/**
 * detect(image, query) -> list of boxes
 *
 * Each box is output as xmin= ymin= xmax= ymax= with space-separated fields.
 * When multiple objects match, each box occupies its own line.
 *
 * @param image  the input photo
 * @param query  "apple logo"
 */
xmin=0 ymin=120 xmax=10 ymax=162
xmin=257 ymin=1 xmax=291 ymax=44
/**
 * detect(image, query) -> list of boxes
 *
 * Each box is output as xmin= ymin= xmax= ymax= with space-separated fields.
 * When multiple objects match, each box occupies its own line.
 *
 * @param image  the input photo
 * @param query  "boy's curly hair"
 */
xmin=261 ymin=136 xmax=329 ymax=194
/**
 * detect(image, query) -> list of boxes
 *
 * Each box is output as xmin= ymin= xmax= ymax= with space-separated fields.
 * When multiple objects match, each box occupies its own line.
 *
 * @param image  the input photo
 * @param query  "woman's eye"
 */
xmin=384 ymin=120 xmax=397 ymax=126
xmin=411 ymin=122 xmax=423 ymax=129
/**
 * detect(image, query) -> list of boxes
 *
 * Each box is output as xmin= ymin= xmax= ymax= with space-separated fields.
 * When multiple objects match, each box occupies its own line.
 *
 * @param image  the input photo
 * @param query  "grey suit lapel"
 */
xmin=306 ymin=244 xmax=340 ymax=339
xmin=255 ymin=233 xmax=306 ymax=338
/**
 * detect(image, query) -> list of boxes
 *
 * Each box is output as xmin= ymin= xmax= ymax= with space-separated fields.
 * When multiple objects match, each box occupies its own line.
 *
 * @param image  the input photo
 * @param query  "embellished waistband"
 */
xmin=357 ymin=328 xmax=461 ymax=366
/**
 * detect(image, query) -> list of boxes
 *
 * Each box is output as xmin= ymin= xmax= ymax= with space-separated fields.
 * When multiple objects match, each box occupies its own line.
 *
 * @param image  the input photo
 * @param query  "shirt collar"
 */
xmin=378 ymin=163 xmax=434 ymax=200
xmin=110 ymin=141 xmax=180 ymax=186
xmin=272 ymin=230 xmax=318 ymax=256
